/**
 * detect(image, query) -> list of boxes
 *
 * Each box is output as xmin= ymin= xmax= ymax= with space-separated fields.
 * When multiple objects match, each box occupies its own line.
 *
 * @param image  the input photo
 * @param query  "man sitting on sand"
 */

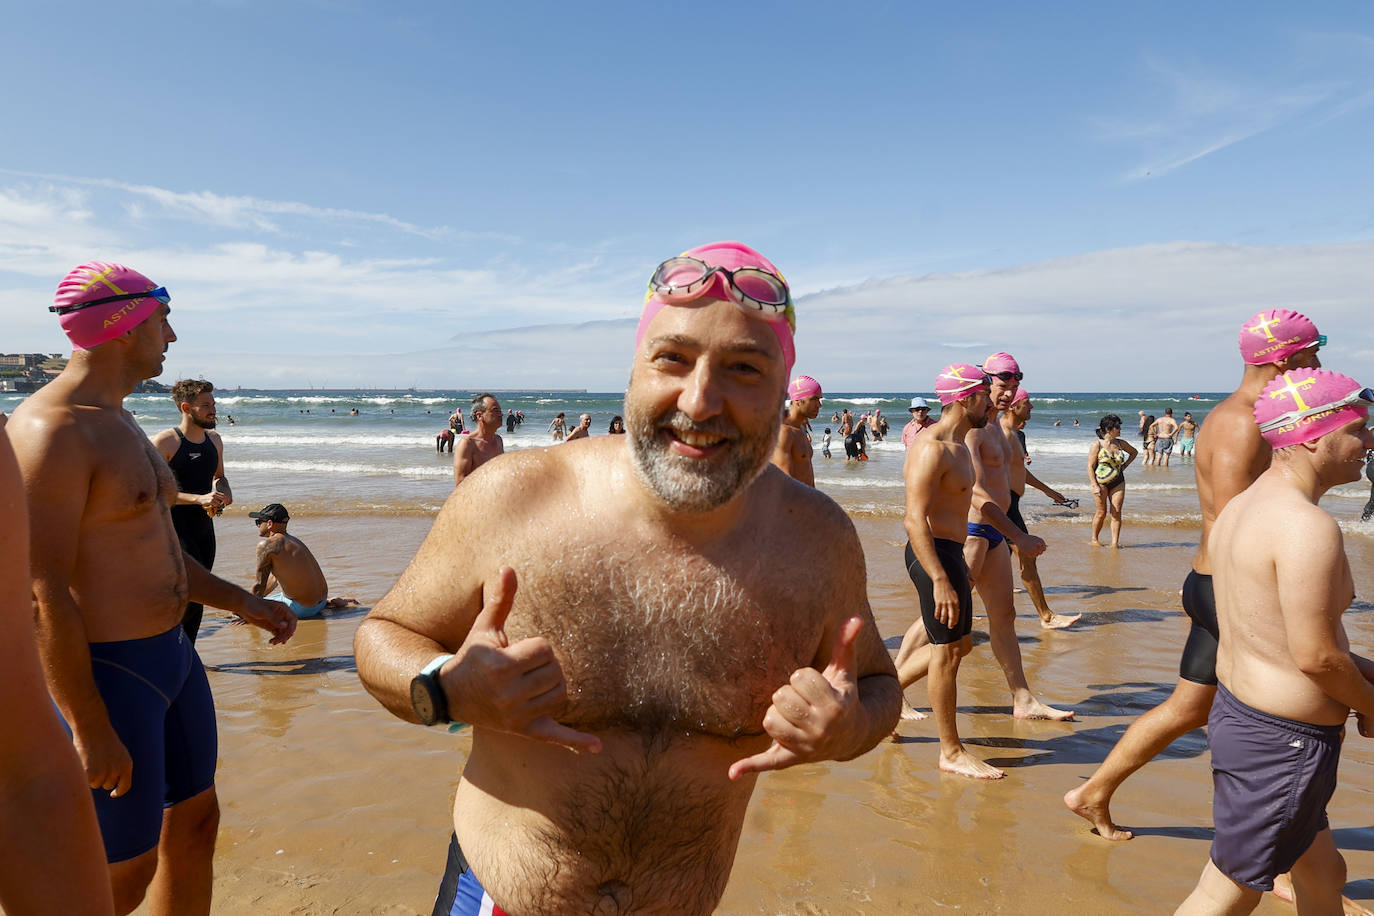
xmin=452 ymin=394 xmax=505 ymax=486
xmin=250 ymin=504 xmax=357 ymax=619
xmin=771 ymin=374 xmax=822 ymax=485
xmin=1175 ymin=369 xmax=1374 ymax=914
xmin=355 ymin=240 xmax=900 ymax=916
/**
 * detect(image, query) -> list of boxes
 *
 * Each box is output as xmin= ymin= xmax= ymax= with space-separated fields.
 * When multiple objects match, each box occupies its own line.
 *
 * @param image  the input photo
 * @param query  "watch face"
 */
xmin=411 ymin=678 xmax=437 ymax=725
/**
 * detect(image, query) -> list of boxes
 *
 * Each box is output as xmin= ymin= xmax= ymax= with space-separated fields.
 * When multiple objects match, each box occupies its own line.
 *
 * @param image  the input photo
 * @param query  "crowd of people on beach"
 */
xmin=2 ymin=250 xmax=1372 ymax=916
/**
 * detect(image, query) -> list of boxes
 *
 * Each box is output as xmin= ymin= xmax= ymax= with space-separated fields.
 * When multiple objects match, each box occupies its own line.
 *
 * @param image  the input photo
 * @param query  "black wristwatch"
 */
xmin=410 ymin=653 xmax=455 ymax=726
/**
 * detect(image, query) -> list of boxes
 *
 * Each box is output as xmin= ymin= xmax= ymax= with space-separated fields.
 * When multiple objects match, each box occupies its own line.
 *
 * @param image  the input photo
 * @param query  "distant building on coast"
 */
xmin=0 ymin=353 xmax=168 ymax=394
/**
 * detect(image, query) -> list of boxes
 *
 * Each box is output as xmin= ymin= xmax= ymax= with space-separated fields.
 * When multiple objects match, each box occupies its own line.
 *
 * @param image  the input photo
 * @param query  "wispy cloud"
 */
xmin=1096 ymin=49 xmax=1373 ymax=180
xmin=0 ymin=168 xmax=477 ymax=241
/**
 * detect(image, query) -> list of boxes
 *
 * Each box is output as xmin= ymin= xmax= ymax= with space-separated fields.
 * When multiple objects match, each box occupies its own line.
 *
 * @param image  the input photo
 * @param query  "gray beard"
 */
xmin=626 ymin=395 xmax=779 ymax=513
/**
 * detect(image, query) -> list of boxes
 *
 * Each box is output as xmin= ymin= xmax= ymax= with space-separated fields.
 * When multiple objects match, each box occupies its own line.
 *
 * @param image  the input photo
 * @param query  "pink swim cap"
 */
xmin=636 ymin=241 xmax=796 ymax=374
xmin=1239 ymin=309 xmax=1321 ymax=366
xmin=935 ymin=363 xmax=991 ymax=406
xmin=52 ymin=261 xmax=165 ymax=350
xmin=1010 ymin=388 xmax=1030 ymax=406
xmin=1254 ymin=369 xmax=1371 ymax=449
xmin=982 ymin=352 xmax=1021 ymax=375
xmin=788 ymin=375 xmax=822 ymax=401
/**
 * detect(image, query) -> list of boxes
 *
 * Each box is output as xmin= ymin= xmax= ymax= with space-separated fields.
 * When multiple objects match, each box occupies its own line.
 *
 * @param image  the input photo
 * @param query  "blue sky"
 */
xmin=3 ymin=1 xmax=1374 ymax=392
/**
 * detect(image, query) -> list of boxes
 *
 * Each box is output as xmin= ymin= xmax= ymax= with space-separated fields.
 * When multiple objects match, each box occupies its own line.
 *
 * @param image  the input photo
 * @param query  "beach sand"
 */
xmin=136 ymin=512 xmax=1374 ymax=915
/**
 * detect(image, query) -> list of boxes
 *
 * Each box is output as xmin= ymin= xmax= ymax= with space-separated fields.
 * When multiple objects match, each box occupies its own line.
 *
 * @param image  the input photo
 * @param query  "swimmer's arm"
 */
xmin=11 ymin=418 xmax=113 ymax=741
xmin=1023 ymin=468 xmax=1064 ymax=502
xmin=252 ymin=537 xmax=280 ymax=598
xmin=1204 ymin=413 xmax=1262 ymax=509
xmin=452 ymin=436 xmax=476 ymax=486
xmin=1280 ymin=521 xmax=1374 ymax=720
xmin=209 ymin=431 xmax=231 ymax=506
xmin=826 ymin=540 xmax=901 ymax=759
xmin=0 ymin=429 xmax=113 ymax=915
xmin=792 ymin=431 xmax=815 ymax=487
xmin=356 ymin=488 xmax=489 ymax=720
xmin=183 ymin=552 xmax=296 ymax=643
xmin=1116 ymin=438 xmax=1139 ymax=466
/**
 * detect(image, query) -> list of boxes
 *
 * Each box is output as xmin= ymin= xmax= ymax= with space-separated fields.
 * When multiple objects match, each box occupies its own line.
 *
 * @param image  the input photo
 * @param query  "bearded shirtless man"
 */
xmin=892 ymin=364 xmax=1005 ymax=778
xmin=355 ymin=241 xmax=900 ymax=916
xmin=7 ymin=262 xmax=295 ymax=916
xmin=1067 ymin=310 xmax=1325 ymax=842
xmin=771 ymin=374 xmax=822 ymax=485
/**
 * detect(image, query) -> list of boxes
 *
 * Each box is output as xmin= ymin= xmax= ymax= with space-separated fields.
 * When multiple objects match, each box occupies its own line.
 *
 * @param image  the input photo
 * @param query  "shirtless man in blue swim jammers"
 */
xmin=250 ymin=503 xmax=358 ymax=619
xmin=8 ymin=261 xmax=296 ymax=915
xmin=1175 ymin=369 xmax=1374 ymax=914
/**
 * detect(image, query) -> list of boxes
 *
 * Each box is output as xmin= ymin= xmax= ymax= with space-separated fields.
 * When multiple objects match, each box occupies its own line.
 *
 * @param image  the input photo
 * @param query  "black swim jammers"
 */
xmin=1179 ymin=570 xmax=1219 ymax=686
xmin=1208 ymin=684 xmax=1341 ymax=891
xmin=904 ymin=539 xmax=973 ymax=645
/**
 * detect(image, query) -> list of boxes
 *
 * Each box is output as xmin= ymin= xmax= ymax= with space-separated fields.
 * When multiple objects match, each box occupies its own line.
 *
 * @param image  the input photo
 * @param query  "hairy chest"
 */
xmin=504 ymin=541 xmax=825 ymax=739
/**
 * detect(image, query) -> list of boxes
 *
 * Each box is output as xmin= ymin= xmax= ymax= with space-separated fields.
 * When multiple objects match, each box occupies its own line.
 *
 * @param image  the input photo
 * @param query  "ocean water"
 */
xmin=4 ymin=388 xmax=1370 ymax=535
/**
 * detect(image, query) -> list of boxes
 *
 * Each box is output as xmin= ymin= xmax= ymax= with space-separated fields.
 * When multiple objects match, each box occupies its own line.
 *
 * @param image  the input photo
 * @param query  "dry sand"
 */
xmin=133 ymin=513 xmax=1374 ymax=915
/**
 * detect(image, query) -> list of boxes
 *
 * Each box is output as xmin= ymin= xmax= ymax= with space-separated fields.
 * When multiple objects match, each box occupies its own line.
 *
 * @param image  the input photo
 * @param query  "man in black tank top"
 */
xmin=152 ymin=379 xmax=232 ymax=642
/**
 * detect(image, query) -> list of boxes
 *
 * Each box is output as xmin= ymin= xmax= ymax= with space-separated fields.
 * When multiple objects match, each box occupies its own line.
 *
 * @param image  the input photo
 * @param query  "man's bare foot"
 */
xmin=1040 ymin=612 xmax=1082 ymax=630
xmin=899 ymin=698 xmax=929 ymax=722
xmin=1014 ymin=697 xmax=1075 ymax=721
xmin=1111 ymin=541 xmax=1122 ymax=549
xmin=1063 ymin=786 xmax=1133 ymax=840
xmin=1271 ymin=874 xmax=1374 ymax=916
xmin=325 ymin=597 xmax=360 ymax=609
xmin=939 ymin=749 xmax=1005 ymax=780
xmin=1089 ymin=539 xmax=1102 ymax=547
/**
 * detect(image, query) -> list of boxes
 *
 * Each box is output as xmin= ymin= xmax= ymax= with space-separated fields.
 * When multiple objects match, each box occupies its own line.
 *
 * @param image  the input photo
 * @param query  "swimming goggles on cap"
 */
xmin=648 ymin=256 xmax=791 ymax=319
xmin=50 ymin=286 xmax=171 ymax=315
xmin=987 ymin=370 xmax=1023 ymax=382
xmin=1257 ymin=387 xmax=1374 ymax=434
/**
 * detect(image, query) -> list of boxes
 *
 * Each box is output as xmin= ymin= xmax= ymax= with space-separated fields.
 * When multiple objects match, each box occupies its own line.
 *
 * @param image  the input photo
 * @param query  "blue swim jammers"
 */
xmin=433 ymin=833 xmax=509 ymax=916
xmin=81 ymin=625 xmax=218 ymax=862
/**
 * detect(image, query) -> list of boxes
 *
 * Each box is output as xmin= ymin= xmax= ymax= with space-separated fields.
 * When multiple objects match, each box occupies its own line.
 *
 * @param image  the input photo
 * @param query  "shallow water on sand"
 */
xmin=137 ymin=509 xmax=1374 ymax=915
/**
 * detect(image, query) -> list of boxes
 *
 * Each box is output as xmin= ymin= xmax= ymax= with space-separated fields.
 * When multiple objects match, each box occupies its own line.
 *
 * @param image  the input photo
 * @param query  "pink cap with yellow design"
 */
xmin=1253 ymin=368 xmax=1370 ymax=449
xmin=935 ymin=363 xmax=991 ymax=406
xmin=1239 ymin=309 xmax=1321 ymax=366
xmin=52 ymin=261 xmax=164 ymax=350
xmin=788 ymin=375 xmax=822 ymax=401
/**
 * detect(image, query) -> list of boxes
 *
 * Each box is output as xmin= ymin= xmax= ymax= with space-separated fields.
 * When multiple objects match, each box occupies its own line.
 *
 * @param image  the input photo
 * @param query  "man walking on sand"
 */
xmin=452 ymin=393 xmax=505 ymax=486
xmin=771 ymin=374 xmax=822 ymax=485
xmin=152 ymin=379 xmax=232 ymax=643
xmin=7 ymin=261 xmax=295 ymax=916
xmin=355 ymin=241 xmax=900 ymax=915
xmin=249 ymin=503 xmax=358 ymax=619
xmin=892 ymin=364 xmax=1007 ymax=778
xmin=959 ymin=352 xmax=1072 ymax=720
xmin=1175 ymin=369 xmax=1374 ymax=914
xmin=1002 ymin=389 xmax=1080 ymax=629
xmin=1067 ymin=309 xmax=1325 ymax=843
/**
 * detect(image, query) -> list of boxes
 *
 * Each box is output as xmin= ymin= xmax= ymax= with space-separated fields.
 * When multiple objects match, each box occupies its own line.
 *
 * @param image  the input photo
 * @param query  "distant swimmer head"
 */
xmin=1254 ymin=368 xmax=1372 ymax=450
xmin=788 ymin=375 xmax=822 ymax=402
xmin=51 ymin=261 xmax=169 ymax=350
xmin=934 ymin=363 xmax=992 ymax=406
xmin=637 ymin=241 xmax=795 ymax=374
xmin=1239 ymin=309 xmax=1323 ymax=366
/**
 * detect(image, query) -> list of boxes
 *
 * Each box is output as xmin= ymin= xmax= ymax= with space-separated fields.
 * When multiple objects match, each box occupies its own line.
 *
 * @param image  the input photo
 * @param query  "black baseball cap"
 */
xmin=249 ymin=503 xmax=290 ymax=523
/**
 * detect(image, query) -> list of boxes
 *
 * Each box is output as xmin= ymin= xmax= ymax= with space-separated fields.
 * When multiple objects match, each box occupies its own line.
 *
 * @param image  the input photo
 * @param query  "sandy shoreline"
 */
xmin=130 ymin=513 xmax=1374 ymax=915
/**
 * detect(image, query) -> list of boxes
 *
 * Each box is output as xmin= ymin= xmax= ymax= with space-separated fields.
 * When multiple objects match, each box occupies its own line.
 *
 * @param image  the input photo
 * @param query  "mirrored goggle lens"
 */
xmin=652 ymin=257 xmax=709 ymax=293
xmin=731 ymin=268 xmax=789 ymax=306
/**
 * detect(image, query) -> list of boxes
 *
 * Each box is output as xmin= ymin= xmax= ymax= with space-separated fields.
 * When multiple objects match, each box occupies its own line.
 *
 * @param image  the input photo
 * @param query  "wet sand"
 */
xmin=142 ymin=512 xmax=1374 ymax=914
